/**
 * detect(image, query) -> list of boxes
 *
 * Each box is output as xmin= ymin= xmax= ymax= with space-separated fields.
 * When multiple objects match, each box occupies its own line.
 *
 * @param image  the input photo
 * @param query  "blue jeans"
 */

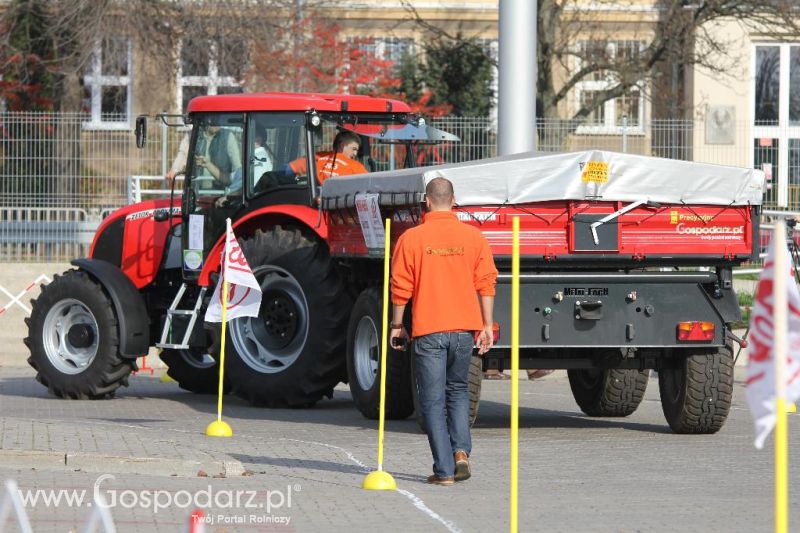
xmin=414 ymin=331 xmax=473 ymax=478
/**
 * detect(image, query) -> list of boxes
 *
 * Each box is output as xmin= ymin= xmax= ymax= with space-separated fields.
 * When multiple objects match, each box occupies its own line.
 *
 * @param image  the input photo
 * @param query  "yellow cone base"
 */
xmin=205 ymin=420 xmax=233 ymax=437
xmin=160 ymin=372 xmax=175 ymax=383
xmin=362 ymin=470 xmax=397 ymax=491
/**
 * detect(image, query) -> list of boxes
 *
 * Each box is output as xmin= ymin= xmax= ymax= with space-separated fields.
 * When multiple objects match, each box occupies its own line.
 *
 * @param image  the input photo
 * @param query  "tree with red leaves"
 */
xmin=247 ymin=16 xmax=449 ymax=118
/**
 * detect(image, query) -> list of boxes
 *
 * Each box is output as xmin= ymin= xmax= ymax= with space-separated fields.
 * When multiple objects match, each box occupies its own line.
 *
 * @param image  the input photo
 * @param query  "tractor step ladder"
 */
xmin=156 ymin=283 xmax=207 ymax=350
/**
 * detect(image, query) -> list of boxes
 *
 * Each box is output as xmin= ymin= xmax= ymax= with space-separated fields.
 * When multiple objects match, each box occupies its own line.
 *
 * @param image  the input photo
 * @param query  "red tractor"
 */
xmin=25 ymin=92 xmax=456 ymax=414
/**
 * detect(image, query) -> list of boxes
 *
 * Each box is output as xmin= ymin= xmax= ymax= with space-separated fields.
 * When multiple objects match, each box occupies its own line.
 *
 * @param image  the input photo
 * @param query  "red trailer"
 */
xmin=321 ymin=150 xmax=764 ymax=433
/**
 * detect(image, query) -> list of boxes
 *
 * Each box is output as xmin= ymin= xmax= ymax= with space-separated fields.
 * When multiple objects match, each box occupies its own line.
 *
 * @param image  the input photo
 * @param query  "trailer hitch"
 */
xmin=574 ymin=300 xmax=603 ymax=320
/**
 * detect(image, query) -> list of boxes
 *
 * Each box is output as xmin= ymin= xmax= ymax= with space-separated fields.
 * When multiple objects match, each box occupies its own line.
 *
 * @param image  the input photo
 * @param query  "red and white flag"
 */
xmin=745 ymin=237 xmax=800 ymax=449
xmin=205 ymin=220 xmax=262 ymax=323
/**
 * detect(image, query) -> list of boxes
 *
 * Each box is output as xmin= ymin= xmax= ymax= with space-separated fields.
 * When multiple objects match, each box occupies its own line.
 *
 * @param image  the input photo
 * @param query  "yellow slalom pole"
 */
xmin=206 ymin=221 xmax=233 ymax=438
xmin=510 ymin=216 xmax=520 ymax=533
xmin=773 ymin=220 xmax=789 ymax=533
xmin=363 ymin=217 xmax=397 ymax=491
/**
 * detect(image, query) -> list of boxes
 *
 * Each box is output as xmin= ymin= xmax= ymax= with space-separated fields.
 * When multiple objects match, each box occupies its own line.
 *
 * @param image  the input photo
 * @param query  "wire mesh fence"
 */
xmin=1 ymin=112 xmax=797 ymax=261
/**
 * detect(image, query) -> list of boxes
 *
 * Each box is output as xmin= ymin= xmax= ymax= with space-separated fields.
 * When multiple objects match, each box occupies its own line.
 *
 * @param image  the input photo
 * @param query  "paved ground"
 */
xmin=0 ymin=357 xmax=797 ymax=533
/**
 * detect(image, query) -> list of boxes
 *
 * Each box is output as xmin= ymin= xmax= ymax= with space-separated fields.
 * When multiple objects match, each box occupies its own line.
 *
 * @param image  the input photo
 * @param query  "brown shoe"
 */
xmin=426 ymin=474 xmax=454 ymax=486
xmin=454 ymin=451 xmax=471 ymax=481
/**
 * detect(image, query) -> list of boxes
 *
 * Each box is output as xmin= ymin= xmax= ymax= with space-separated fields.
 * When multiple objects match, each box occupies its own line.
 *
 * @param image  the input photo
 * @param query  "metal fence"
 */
xmin=1 ymin=112 xmax=798 ymax=261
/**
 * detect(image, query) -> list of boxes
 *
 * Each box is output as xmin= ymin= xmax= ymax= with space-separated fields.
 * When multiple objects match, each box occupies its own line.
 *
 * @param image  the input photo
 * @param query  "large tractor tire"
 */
xmin=568 ymin=367 xmax=649 ymax=417
xmin=24 ymin=270 xmax=135 ymax=399
xmin=160 ymin=338 xmax=229 ymax=394
xmin=658 ymin=345 xmax=733 ymax=434
xmin=346 ymin=288 xmax=413 ymax=420
xmin=412 ymin=352 xmax=483 ymax=433
xmin=223 ymin=226 xmax=350 ymax=407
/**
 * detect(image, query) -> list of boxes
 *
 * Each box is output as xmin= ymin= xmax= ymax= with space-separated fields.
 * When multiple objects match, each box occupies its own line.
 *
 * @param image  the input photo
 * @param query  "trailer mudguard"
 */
xmin=71 ymin=258 xmax=150 ymax=357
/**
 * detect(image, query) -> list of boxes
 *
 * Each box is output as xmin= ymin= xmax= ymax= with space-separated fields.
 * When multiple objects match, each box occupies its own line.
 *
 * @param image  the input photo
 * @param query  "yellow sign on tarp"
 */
xmin=581 ymin=161 xmax=609 ymax=183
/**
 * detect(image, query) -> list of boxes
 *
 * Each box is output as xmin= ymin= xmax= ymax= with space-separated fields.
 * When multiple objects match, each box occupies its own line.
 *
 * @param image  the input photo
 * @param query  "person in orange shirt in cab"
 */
xmin=389 ymin=176 xmax=498 ymax=486
xmin=288 ymin=130 xmax=368 ymax=185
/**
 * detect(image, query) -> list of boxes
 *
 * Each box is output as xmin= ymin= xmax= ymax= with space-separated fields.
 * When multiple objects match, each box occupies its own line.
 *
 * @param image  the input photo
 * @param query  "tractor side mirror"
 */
xmin=135 ymin=115 xmax=147 ymax=148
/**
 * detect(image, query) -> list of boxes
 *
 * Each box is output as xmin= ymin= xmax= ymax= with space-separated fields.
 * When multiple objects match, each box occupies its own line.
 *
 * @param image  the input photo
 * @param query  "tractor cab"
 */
xmin=135 ymin=92 xmax=458 ymax=279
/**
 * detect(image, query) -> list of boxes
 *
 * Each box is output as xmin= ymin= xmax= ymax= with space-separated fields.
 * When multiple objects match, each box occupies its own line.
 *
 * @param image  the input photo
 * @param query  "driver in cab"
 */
xmin=288 ymin=131 xmax=367 ymax=185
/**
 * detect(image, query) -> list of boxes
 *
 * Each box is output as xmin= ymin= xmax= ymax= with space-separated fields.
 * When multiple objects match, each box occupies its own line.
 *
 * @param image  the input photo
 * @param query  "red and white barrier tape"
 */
xmin=0 ymin=275 xmax=52 ymax=316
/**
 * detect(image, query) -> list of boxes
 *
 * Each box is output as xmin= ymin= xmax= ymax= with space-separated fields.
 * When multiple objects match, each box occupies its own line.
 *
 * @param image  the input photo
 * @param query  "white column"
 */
xmin=498 ymin=0 xmax=537 ymax=156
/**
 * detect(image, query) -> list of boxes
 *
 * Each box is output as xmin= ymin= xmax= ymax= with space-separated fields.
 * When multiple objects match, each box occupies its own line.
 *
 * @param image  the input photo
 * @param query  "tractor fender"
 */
xmin=71 ymin=258 xmax=150 ymax=357
xmin=198 ymin=205 xmax=328 ymax=286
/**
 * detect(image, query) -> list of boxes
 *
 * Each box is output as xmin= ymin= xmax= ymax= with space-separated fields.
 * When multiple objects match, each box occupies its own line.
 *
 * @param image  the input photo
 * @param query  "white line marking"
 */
xmin=278 ymin=438 xmax=461 ymax=532
xmin=397 ymin=489 xmax=462 ymax=533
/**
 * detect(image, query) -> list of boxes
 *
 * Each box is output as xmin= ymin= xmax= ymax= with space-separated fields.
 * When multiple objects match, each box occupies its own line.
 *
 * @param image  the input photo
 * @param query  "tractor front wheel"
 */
xmin=25 ymin=270 xmax=134 ymax=399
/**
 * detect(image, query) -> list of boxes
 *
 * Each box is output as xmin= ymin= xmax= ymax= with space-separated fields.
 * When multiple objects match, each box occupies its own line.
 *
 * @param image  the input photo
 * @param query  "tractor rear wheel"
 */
xmin=25 ymin=270 xmax=134 ymax=399
xmin=222 ymin=226 xmax=350 ymax=407
xmin=160 ymin=331 xmax=229 ymax=395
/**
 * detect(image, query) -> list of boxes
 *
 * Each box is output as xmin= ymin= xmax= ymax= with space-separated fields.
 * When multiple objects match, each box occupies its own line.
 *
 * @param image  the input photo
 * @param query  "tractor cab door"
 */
xmin=180 ymin=112 xmax=245 ymax=278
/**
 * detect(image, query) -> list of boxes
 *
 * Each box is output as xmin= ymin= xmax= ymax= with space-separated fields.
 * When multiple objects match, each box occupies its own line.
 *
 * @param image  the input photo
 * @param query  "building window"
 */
xmin=82 ymin=37 xmax=132 ymax=129
xmin=754 ymin=46 xmax=780 ymax=126
xmin=574 ymin=40 xmax=645 ymax=134
xmin=177 ymin=37 xmax=246 ymax=115
xmin=349 ymin=37 xmax=416 ymax=66
xmin=752 ymin=43 xmax=800 ymax=208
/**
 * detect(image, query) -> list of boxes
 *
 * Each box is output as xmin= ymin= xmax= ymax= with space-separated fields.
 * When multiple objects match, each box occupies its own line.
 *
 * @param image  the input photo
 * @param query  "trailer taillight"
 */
xmin=677 ymin=321 xmax=715 ymax=342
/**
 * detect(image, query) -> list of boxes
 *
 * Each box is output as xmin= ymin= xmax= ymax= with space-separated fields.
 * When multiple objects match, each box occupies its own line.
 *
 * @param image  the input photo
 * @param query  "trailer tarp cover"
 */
xmin=320 ymin=150 xmax=766 ymax=208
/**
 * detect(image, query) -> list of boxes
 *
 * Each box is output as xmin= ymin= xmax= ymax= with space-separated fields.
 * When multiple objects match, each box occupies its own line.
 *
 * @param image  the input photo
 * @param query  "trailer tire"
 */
xmin=412 ymin=352 xmax=482 ymax=433
xmin=25 ymin=270 xmax=134 ymax=399
xmin=223 ymin=226 xmax=349 ymax=407
xmin=658 ymin=345 xmax=733 ymax=434
xmin=346 ymin=288 xmax=413 ymax=419
xmin=568 ymin=367 xmax=649 ymax=417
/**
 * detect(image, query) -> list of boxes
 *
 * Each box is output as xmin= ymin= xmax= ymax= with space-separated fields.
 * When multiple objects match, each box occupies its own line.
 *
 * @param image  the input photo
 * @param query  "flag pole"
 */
xmin=773 ymin=220 xmax=788 ymax=533
xmin=362 ymin=217 xmax=397 ymax=491
xmin=206 ymin=219 xmax=234 ymax=438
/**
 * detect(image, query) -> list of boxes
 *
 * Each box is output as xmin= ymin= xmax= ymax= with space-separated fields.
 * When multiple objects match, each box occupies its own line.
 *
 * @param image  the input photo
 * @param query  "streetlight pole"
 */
xmin=498 ymin=0 xmax=537 ymax=156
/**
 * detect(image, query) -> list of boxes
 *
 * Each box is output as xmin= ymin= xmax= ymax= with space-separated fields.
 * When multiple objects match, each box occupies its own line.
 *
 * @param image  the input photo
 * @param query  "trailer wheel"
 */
xmin=568 ymin=367 xmax=649 ymax=417
xmin=411 ymin=352 xmax=482 ymax=433
xmin=160 ymin=333 xmax=229 ymax=395
xmin=659 ymin=345 xmax=733 ymax=434
xmin=346 ymin=288 xmax=413 ymax=419
xmin=24 ymin=270 xmax=134 ymax=399
xmin=223 ymin=226 xmax=349 ymax=407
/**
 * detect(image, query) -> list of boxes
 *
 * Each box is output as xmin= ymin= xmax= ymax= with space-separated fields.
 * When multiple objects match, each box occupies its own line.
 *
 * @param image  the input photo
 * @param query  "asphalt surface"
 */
xmin=0 ymin=361 xmax=796 ymax=533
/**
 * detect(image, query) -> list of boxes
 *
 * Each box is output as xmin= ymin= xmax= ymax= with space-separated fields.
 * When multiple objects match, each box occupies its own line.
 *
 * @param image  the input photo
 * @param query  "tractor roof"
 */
xmin=187 ymin=92 xmax=412 ymax=114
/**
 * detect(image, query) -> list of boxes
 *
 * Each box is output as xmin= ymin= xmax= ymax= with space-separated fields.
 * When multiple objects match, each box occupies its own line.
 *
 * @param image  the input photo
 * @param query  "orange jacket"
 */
xmin=289 ymin=151 xmax=368 ymax=185
xmin=391 ymin=211 xmax=498 ymax=337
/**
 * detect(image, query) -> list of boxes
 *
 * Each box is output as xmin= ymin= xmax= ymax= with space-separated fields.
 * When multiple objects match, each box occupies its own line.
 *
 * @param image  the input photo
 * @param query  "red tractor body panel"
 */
xmin=90 ymin=199 xmax=181 ymax=289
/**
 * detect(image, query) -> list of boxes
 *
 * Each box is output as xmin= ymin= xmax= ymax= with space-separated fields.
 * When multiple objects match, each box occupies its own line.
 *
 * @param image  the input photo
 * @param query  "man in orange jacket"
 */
xmin=389 ymin=176 xmax=498 ymax=485
xmin=288 ymin=130 xmax=367 ymax=185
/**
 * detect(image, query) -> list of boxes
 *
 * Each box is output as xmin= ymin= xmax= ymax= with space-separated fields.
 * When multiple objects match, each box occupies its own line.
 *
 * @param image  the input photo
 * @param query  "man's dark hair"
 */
xmin=426 ymin=177 xmax=454 ymax=206
xmin=333 ymin=130 xmax=361 ymax=152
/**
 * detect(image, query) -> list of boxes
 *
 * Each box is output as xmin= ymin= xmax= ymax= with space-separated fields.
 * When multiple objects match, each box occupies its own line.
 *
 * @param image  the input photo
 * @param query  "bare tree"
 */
xmin=401 ymin=0 xmax=799 ymax=121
